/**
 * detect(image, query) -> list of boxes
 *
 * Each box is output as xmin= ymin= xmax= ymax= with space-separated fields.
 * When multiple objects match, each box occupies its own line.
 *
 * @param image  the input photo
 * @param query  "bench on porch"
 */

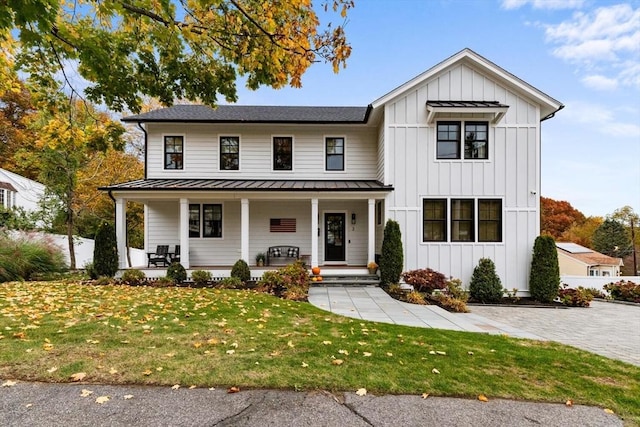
xmin=267 ymin=246 xmax=300 ymax=266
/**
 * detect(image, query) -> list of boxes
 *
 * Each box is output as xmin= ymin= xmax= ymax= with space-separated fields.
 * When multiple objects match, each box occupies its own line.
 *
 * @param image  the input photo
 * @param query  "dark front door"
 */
xmin=324 ymin=213 xmax=346 ymax=262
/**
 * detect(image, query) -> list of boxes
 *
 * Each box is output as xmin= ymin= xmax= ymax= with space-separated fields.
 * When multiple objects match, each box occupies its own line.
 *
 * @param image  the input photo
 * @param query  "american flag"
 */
xmin=270 ymin=218 xmax=296 ymax=232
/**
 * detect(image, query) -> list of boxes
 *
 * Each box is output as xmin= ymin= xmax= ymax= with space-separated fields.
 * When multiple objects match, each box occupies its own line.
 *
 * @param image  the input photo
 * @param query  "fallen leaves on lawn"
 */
xmin=332 ymin=359 xmax=344 ymax=366
xmin=604 ymin=409 xmax=614 ymax=414
xmin=70 ymin=372 xmax=86 ymax=382
xmin=478 ymin=394 xmax=489 ymax=402
xmin=565 ymin=399 xmax=573 ymax=407
xmin=171 ymin=384 xmax=180 ymax=390
xmin=46 ymin=367 xmax=58 ymax=374
xmin=431 ymin=368 xmax=440 ymax=374
xmin=355 ymin=388 xmax=367 ymax=396
xmin=363 ymin=352 xmax=372 ymax=357
xmin=301 ymin=362 xmax=309 ymax=368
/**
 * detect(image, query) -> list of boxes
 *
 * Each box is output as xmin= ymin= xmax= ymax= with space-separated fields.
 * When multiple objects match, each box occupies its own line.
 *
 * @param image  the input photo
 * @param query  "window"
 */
xmin=164 ymin=136 xmax=183 ymax=169
xmin=451 ymin=199 xmax=474 ymax=242
xmin=189 ymin=204 xmax=201 ymax=238
xmin=376 ymin=201 xmax=383 ymax=226
xmin=478 ymin=199 xmax=502 ymax=242
xmin=464 ymin=122 xmax=488 ymax=159
xmin=423 ymin=199 xmax=447 ymax=242
xmin=273 ymin=136 xmax=293 ymax=170
xmin=220 ymin=136 xmax=239 ymax=170
xmin=326 ymin=137 xmax=344 ymax=171
xmin=188 ymin=204 xmax=222 ymax=238
xmin=203 ymin=204 xmax=222 ymax=237
xmin=436 ymin=122 xmax=460 ymax=159
xmin=422 ymin=198 xmax=503 ymax=243
xmin=0 ymin=189 xmax=4 ymax=208
xmin=437 ymin=121 xmax=489 ymax=160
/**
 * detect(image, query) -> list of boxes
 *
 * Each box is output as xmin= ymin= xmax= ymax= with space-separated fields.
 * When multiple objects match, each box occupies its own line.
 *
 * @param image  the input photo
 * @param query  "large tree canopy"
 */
xmin=541 ymin=196 xmax=586 ymax=240
xmin=1 ymin=0 xmax=354 ymax=113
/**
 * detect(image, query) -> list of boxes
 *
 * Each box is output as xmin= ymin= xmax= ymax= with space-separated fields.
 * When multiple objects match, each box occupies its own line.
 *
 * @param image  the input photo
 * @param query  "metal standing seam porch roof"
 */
xmin=100 ymin=179 xmax=393 ymax=192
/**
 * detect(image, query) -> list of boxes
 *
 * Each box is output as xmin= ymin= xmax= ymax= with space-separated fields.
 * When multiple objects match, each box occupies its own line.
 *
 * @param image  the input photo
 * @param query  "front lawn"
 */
xmin=1 ymin=282 xmax=639 ymax=424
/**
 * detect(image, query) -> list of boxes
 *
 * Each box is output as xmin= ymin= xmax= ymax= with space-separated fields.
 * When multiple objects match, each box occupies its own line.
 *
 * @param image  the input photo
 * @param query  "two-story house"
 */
xmin=103 ymin=49 xmax=563 ymax=292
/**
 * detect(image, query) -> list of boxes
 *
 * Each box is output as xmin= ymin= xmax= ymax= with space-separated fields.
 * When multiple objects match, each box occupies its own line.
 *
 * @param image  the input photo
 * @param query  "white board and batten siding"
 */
xmin=145 ymin=124 xmax=378 ymax=181
xmin=383 ymin=62 xmax=543 ymax=290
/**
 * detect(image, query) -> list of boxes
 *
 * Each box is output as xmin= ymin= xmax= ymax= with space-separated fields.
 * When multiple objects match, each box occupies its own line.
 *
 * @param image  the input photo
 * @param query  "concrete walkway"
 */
xmin=308 ymin=286 xmax=639 ymax=366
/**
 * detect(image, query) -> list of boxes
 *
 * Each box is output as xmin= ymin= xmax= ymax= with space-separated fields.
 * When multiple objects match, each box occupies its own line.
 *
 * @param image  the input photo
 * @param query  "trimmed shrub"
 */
xmin=401 ymin=268 xmax=447 ymax=293
xmin=444 ymin=278 xmax=469 ymax=302
xmin=167 ymin=262 xmax=187 ymax=284
xmin=604 ymin=280 xmax=640 ymax=303
xmin=230 ymin=259 xmax=251 ymax=283
xmin=558 ymin=284 xmax=593 ymax=307
xmin=405 ymin=290 xmax=427 ymax=305
xmin=191 ymin=270 xmax=212 ymax=286
xmin=256 ymin=260 xmax=310 ymax=301
xmin=529 ymin=235 xmax=560 ymax=303
xmin=93 ymin=222 xmax=118 ymax=278
xmin=217 ymin=276 xmax=243 ymax=289
xmin=469 ymin=258 xmax=503 ymax=303
xmin=121 ymin=269 xmax=146 ymax=286
xmin=379 ymin=219 xmax=403 ymax=286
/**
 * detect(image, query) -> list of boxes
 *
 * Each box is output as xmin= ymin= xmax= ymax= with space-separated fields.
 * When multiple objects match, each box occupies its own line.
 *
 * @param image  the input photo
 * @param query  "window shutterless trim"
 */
xmin=464 ymin=121 xmax=489 ymax=160
xmin=478 ymin=199 xmax=502 ymax=242
xmin=188 ymin=203 xmax=223 ymax=239
xmin=272 ymin=135 xmax=294 ymax=171
xmin=436 ymin=122 xmax=460 ymax=160
xmin=450 ymin=199 xmax=475 ymax=242
xmin=423 ymin=198 xmax=447 ymax=242
xmin=219 ymin=135 xmax=240 ymax=171
xmin=164 ymin=135 xmax=184 ymax=170
xmin=325 ymin=136 xmax=345 ymax=171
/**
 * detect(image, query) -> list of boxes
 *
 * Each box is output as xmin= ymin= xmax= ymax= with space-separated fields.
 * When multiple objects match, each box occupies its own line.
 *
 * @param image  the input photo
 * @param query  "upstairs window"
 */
xmin=164 ymin=136 xmax=183 ymax=169
xmin=437 ymin=121 xmax=489 ymax=160
xmin=273 ymin=136 xmax=293 ymax=171
xmin=436 ymin=122 xmax=460 ymax=159
xmin=220 ymin=136 xmax=240 ymax=170
xmin=326 ymin=137 xmax=344 ymax=171
xmin=464 ymin=122 xmax=488 ymax=159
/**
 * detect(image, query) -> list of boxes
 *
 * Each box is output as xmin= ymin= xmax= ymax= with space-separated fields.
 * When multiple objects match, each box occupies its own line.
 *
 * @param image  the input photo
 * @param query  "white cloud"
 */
xmin=543 ymin=4 xmax=640 ymax=90
xmin=561 ymin=100 xmax=640 ymax=137
xmin=501 ymin=0 xmax=585 ymax=10
xmin=581 ymin=74 xmax=618 ymax=91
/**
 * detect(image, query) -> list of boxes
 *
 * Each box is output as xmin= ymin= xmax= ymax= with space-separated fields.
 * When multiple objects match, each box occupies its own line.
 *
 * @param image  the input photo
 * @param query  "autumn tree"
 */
xmin=4 ymin=0 xmax=354 ymax=113
xmin=21 ymin=97 xmax=126 ymax=269
xmin=540 ymin=197 xmax=586 ymax=239
xmin=608 ymin=206 xmax=639 ymax=275
xmin=560 ymin=216 xmax=603 ymax=248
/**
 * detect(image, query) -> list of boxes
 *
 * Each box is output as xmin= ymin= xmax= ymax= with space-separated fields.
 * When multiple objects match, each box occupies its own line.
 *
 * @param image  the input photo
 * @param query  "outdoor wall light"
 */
xmin=351 ymin=213 xmax=356 ymax=224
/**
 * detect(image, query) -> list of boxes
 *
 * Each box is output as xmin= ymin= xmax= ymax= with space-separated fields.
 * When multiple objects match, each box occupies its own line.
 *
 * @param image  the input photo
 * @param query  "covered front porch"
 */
xmin=105 ymin=179 xmax=392 ymax=274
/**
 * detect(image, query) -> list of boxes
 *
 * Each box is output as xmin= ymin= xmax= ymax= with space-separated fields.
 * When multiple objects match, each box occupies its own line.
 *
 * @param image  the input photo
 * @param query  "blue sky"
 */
xmin=229 ymin=0 xmax=640 ymax=219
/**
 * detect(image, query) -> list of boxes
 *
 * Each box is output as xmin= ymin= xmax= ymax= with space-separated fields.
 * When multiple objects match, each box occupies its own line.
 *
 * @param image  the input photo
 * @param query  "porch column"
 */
xmin=241 ymin=198 xmax=249 ymax=262
xmin=115 ymin=197 xmax=127 ymax=269
xmin=179 ymin=198 xmax=190 ymax=269
xmin=311 ymin=198 xmax=319 ymax=267
xmin=368 ymin=198 xmax=376 ymax=263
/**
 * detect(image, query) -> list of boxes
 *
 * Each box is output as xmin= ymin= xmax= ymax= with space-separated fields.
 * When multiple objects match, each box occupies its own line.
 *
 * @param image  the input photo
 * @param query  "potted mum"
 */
xmin=367 ymin=261 xmax=378 ymax=274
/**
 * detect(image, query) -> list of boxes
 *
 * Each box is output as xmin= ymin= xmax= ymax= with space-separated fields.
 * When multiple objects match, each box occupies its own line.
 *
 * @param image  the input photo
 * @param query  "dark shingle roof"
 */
xmin=101 ymin=179 xmax=392 ymax=192
xmin=0 ymin=181 xmax=17 ymax=192
xmin=123 ymin=105 xmax=371 ymax=124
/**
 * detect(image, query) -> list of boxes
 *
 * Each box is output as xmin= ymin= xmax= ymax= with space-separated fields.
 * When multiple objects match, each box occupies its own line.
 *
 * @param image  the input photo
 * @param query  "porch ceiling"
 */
xmin=100 ymin=178 xmax=393 ymax=193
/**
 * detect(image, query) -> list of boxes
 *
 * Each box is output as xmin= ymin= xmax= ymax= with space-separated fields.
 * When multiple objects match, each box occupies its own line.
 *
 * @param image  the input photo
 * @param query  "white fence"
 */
xmin=561 ymin=275 xmax=640 ymax=292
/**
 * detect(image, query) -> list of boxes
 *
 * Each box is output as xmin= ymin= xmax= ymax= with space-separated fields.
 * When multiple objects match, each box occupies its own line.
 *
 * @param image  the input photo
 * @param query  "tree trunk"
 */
xmin=67 ymin=213 xmax=76 ymax=269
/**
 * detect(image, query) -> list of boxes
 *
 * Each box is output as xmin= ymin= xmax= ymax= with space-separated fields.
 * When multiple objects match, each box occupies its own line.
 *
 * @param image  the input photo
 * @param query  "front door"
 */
xmin=324 ymin=213 xmax=346 ymax=262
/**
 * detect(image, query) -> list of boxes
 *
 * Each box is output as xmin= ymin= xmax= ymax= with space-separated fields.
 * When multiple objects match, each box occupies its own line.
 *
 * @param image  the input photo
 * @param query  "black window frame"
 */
xmin=464 ymin=122 xmax=489 ymax=160
xmin=436 ymin=122 xmax=461 ymax=159
xmin=325 ymin=137 xmax=345 ymax=171
xmin=451 ymin=199 xmax=475 ymax=242
xmin=188 ymin=203 xmax=223 ymax=238
xmin=273 ymin=136 xmax=293 ymax=171
xmin=478 ymin=199 xmax=502 ymax=242
xmin=220 ymin=136 xmax=240 ymax=171
xmin=423 ymin=199 xmax=447 ymax=242
xmin=164 ymin=135 xmax=184 ymax=170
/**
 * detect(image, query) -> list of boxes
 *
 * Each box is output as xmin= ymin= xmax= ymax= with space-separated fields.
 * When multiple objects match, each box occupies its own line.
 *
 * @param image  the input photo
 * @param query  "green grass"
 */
xmin=1 ymin=281 xmax=639 ymax=425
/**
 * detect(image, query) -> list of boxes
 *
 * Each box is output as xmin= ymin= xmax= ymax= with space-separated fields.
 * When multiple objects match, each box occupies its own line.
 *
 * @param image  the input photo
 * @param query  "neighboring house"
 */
xmin=0 ymin=168 xmax=45 ymax=212
xmin=102 ymin=49 xmax=563 ymax=291
xmin=557 ymin=242 xmax=623 ymax=277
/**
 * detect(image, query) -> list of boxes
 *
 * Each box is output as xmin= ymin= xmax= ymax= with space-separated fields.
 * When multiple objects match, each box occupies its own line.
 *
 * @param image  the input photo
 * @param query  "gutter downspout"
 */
xmin=137 ymin=121 xmax=148 ymax=179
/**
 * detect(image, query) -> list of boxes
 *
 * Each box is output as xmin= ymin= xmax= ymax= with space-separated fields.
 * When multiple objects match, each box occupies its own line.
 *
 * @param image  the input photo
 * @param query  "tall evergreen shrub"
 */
xmin=529 ymin=235 xmax=560 ymax=303
xmin=231 ymin=259 xmax=251 ymax=283
xmin=379 ymin=219 xmax=403 ymax=286
xmin=93 ymin=222 xmax=118 ymax=277
xmin=469 ymin=258 xmax=503 ymax=303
